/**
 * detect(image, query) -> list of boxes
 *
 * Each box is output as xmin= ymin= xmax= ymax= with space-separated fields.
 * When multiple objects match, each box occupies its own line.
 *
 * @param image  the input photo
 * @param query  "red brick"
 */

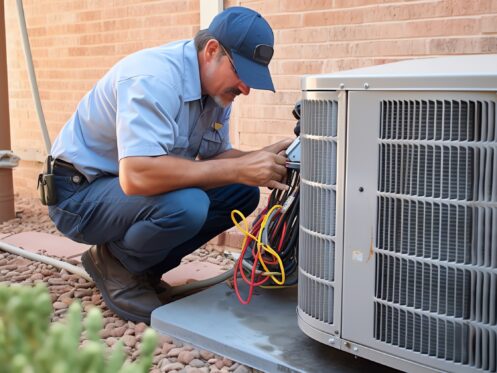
xmin=266 ymin=13 xmax=303 ymax=29
xmin=239 ymin=119 xmax=296 ymax=135
xmin=280 ymin=0 xmax=334 ymax=12
xmin=481 ymin=14 xmax=497 ymax=33
xmin=332 ymin=0 xmax=400 ymax=7
xmin=276 ymin=27 xmax=331 ymax=44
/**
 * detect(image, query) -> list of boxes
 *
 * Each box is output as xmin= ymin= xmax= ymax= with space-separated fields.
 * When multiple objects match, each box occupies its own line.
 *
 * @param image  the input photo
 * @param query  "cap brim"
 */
xmin=232 ymin=51 xmax=275 ymax=92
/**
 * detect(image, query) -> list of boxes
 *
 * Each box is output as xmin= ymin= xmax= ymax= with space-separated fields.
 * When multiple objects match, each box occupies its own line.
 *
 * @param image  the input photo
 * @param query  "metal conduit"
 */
xmin=15 ymin=0 xmax=51 ymax=154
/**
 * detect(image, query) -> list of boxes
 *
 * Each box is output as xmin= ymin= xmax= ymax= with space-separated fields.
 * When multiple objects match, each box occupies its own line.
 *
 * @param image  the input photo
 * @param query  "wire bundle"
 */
xmin=231 ymin=167 xmax=300 ymax=304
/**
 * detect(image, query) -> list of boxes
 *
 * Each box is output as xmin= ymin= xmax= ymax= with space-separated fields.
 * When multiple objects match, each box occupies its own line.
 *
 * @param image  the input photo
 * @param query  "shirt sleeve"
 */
xmin=115 ymin=75 xmax=182 ymax=160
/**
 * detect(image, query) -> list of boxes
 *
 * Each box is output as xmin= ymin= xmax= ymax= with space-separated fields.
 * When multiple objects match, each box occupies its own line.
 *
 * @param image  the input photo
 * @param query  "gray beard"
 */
xmin=213 ymin=95 xmax=229 ymax=108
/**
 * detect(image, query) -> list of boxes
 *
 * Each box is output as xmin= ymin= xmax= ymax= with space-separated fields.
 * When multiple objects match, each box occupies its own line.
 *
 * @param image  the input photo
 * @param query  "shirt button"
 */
xmin=72 ymin=175 xmax=82 ymax=184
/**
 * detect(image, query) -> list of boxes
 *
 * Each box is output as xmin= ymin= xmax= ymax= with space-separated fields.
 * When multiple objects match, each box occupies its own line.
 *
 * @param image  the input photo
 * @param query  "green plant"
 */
xmin=0 ymin=283 xmax=157 ymax=373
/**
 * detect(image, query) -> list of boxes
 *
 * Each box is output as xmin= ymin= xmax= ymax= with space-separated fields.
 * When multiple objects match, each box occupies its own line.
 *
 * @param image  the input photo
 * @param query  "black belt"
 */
xmin=53 ymin=159 xmax=86 ymax=184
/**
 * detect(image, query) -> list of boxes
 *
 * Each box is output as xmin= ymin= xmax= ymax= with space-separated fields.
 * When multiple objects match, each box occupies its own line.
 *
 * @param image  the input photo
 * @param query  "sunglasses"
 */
xmin=219 ymin=44 xmax=238 ymax=76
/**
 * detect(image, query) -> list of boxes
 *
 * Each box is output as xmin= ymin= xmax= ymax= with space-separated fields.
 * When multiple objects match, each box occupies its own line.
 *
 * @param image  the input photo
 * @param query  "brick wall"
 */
xmin=5 ymin=0 xmax=497 ymax=250
xmin=5 ymin=0 xmax=200 ymax=195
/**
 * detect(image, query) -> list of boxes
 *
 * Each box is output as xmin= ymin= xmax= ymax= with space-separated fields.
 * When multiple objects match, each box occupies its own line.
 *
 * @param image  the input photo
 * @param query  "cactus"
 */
xmin=0 ymin=283 xmax=157 ymax=373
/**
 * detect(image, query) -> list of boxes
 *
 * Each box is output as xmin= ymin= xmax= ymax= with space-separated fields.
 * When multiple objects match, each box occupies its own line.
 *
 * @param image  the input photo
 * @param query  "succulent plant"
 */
xmin=0 ymin=283 xmax=157 ymax=373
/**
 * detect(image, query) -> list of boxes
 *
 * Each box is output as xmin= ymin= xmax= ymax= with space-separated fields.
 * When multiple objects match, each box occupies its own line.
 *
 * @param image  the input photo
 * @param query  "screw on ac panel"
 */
xmin=358 ymin=187 xmax=364 ymax=192
xmin=339 ymin=83 xmax=345 ymax=89
xmin=353 ymin=346 xmax=359 ymax=352
xmin=328 ymin=338 xmax=336 ymax=345
xmin=364 ymin=82 xmax=369 ymax=89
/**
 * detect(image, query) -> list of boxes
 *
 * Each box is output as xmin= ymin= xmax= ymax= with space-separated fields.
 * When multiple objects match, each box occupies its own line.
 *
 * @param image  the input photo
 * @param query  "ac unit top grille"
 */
xmin=302 ymin=54 xmax=497 ymax=91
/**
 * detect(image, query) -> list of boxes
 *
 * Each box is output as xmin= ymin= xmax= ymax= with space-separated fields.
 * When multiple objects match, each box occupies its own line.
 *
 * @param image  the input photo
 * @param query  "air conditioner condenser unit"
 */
xmin=297 ymin=54 xmax=497 ymax=373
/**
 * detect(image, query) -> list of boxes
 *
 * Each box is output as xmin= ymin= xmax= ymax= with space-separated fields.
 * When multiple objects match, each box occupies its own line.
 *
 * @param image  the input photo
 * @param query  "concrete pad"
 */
xmin=1 ymin=231 xmax=90 ymax=260
xmin=152 ymin=283 xmax=398 ymax=373
xmin=162 ymin=261 xmax=227 ymax=287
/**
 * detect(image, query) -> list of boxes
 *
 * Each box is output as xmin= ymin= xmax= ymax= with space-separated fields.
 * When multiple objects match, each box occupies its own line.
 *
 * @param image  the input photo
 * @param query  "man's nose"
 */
xmin=238 ymin=81 xmax=250 ymax=95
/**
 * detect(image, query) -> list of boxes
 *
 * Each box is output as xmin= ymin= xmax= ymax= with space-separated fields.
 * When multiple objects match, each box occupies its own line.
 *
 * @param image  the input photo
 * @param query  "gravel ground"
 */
xmin=0 ymin=197 xmax=255 ymax=373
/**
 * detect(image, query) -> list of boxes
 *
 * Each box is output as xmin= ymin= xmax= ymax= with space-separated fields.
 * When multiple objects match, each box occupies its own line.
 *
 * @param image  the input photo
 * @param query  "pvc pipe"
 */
xmin=0 ymin=239 xmax=235 ymax=297
xmin=0 ymin=240 xmax=92 ymax=282
xmin=15 ymin=0 xmax=51 ymax=154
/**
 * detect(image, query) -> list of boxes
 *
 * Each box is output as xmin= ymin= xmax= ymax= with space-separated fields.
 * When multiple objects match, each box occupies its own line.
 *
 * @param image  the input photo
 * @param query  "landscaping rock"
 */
xmin=0 ymin=197 xmax=244 ymax=373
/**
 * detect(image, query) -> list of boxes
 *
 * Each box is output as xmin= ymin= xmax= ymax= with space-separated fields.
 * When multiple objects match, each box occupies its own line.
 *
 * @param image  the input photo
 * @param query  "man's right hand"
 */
xmin=235 ymin=150 xmax=288 ymax=190
xmin=119 ymin=137 xmax=293 ymax=195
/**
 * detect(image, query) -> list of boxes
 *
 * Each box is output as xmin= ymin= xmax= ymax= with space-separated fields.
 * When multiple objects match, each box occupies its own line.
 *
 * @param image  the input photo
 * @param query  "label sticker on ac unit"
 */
xmin=352 ymin=250 xmax=364 ymax=262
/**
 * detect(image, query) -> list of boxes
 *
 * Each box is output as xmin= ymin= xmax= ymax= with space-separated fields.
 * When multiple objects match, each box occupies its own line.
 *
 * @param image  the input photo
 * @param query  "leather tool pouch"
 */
xmin=37 ymin=155 xmax=57 ymax=206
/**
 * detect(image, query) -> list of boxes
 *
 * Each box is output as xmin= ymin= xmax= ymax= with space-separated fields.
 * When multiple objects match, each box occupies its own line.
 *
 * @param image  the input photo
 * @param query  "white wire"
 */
xmin=0 ymin=240 xmax=92 ymax=282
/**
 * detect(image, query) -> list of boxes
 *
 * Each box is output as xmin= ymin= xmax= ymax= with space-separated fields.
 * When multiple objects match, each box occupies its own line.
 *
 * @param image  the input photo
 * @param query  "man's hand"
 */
xmin=208 ymin=138 xmax=294 ymax=190
xmin=262 ymin=138 xmax=294 ymax=155
xmin=119 ymin=137 xmax=295 ymax=195
xmin=234 ymin=138 xmax=294 ymax=191
xmin=235 ymin=150 xmax=289 ymax=190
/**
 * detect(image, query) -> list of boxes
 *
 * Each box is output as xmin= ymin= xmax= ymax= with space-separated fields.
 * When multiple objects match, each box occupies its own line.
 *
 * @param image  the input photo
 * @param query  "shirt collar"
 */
xmin=183 ymin=40 xmax=202 ymax=102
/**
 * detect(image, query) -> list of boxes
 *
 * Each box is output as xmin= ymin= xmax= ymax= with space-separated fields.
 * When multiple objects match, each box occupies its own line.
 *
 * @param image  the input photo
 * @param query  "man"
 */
xmin=48 ymin=6 xmax=291 ymax=324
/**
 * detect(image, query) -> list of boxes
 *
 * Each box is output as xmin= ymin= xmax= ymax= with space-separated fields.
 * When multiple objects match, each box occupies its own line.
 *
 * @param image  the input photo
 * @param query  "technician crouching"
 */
xmin=47 ymin=7 xmax=291 ymax=324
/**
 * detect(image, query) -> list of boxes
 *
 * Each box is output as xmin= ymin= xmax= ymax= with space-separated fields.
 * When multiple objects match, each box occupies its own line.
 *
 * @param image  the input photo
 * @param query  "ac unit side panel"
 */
xmin=298 ymin=90 xmax=347 ymax=337
xmin=342 ymin=91 xmax=497 ymax=373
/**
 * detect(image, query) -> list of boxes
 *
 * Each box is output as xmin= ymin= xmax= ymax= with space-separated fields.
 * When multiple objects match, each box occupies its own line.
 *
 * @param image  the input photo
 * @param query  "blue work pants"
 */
xmin=48 ymin=166 xmax=259 ymax=275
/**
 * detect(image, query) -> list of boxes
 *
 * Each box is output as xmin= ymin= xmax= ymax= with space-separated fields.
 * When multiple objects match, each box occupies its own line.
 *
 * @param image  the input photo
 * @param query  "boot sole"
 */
xmin=81 ymin=250 xmax=151 ymax=324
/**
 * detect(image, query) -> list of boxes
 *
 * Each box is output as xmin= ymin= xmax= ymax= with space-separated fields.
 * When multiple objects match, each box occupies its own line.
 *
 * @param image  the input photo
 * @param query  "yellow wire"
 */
xmin=256 ymin=205 xmax=285 ymax=285
xmin=231 ymin=208 xmax=286 ymax=285
xmin=261 ymin=284 xmax=297 ymax=289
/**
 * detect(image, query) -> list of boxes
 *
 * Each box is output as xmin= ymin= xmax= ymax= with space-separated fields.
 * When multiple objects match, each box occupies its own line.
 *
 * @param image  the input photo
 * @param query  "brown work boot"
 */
xmin=81 ymin=244 xmax=163 ymax=324
xmin=145 ymin=273 xmax=173 ymax=303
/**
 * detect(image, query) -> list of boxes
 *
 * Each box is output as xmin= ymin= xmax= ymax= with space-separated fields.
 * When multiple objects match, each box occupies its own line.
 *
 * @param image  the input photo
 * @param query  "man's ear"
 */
xmin=203 ymin=39 xmax=220 ymax=62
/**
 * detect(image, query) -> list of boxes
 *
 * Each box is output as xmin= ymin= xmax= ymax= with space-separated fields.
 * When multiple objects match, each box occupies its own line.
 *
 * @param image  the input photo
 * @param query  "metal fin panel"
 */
xmin=298 ymin=273 xmax=335 ymax=324
xmin=298 ymin=99 xmax=339 ymax=326
xmin=300 ymin=227 xmax=335 ymax=282
xmin=375 ymin=99 xmax=497 ymax=371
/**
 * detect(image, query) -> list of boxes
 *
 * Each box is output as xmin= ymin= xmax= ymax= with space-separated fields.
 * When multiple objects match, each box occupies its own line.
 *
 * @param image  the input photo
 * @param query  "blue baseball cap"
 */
xmin=208 ymin=7 xmax=275 ymax=92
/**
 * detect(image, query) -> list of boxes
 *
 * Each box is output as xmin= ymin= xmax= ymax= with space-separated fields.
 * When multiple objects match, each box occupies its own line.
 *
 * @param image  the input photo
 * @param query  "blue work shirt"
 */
xmin=51 ymin=40 xmax=232 ymax=183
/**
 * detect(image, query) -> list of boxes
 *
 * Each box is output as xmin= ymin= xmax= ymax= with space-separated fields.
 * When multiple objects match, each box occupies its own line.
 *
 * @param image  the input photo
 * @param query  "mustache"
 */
xmin=224 ymin=88 xmax=242 ymax=96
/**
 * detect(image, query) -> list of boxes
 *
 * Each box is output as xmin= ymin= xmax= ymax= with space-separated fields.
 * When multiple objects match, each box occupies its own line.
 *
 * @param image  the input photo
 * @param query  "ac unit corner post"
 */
xmin=297 ymin=55 xmax=497 ymax=373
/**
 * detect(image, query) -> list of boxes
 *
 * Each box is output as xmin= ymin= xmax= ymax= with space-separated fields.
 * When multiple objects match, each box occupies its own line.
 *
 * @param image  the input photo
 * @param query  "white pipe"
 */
xmin=0 ymin=240 xmax=92 ymax=282
xmin=0 ymin=239 xmax=235 ymax=295
xmin=15 ymin=0 xmax=51 ymax=154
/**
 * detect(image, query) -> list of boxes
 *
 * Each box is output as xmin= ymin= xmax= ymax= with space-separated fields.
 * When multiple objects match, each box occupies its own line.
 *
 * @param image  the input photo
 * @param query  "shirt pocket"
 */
xmin=198 ymin=129 xmax=224 ymax=159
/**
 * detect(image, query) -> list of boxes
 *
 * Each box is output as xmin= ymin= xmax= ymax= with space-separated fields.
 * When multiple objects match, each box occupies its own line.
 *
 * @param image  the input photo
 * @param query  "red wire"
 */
xmin=239 ymin=217 xmax=266 ymax=285
xmin=278 ymin=221 xmax=287 ymax=252
xmin=233 ymin=201 xmax=284 ymax=304
xmin=270 ymin=210 xmax=284 ymax=242
xmin=240 ymin=239 xmax=268 ymax=286
xmin=234 ymin=253 xmax=257 ymax=304
xmin=234 ymin=240 xmax=269 ymax=304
